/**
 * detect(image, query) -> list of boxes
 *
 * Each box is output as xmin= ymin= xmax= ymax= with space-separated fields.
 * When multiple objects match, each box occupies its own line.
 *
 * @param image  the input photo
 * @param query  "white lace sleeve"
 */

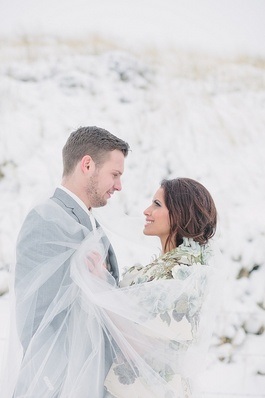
xmin=103 ymin=240 xmax=221 ymax=398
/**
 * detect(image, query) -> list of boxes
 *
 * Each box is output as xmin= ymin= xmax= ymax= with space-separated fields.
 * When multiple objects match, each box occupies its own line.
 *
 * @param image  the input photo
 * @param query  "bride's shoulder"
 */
xmin=119 ymin=252 xmax=176 ymax=287
xmin=119 ymin=263 xmax=148 ymax=287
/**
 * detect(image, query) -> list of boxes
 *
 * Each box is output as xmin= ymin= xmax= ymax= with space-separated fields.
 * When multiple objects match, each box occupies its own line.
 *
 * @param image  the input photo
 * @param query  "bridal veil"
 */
xmin=1 ymin=200 xmax=222 ymax=398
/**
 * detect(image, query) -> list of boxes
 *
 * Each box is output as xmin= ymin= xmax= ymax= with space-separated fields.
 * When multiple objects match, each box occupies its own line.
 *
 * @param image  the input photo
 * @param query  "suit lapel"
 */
xmin=51 ymin=188 xmax=93 ymax=230
xmin=51 ymin=188 xmax=119 ymax=281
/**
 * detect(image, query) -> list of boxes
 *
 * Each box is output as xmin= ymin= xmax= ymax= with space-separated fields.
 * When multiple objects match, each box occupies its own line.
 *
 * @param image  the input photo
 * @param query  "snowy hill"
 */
xmin=0 ymin=1 xmax=265 ymax=396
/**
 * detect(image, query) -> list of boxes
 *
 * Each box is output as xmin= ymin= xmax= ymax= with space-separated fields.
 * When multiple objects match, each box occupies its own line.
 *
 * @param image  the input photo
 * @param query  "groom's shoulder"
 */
xmin=50 ymin=188 xmax=79 ymax=215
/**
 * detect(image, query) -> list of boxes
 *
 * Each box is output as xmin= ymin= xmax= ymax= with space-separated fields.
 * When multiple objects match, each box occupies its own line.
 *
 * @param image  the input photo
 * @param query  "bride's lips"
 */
xmin=144 ymin=219 xmax=154 ymax=227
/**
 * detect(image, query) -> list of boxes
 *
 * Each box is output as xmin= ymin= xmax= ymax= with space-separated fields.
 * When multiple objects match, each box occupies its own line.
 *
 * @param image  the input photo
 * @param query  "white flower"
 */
xmin=178 ymin=256 xmax=190 ymax=265
xmin=181 ymin=238 xmax=202 ymax=257
xmin=172 ymin=264 xmax=192 ymax=280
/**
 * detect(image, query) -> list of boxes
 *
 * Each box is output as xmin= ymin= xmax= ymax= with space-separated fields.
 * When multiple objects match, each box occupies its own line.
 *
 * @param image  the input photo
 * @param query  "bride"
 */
xmin=102 ymin=177 xmax=219 ymax=397
xmin=4 ymin=177 xmax=221 ymax=397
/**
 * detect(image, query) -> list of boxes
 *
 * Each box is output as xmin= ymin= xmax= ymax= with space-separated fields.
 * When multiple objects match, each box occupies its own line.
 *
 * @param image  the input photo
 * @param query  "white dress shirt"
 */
xmin=58 ymin=185 xmax=97 ymax=231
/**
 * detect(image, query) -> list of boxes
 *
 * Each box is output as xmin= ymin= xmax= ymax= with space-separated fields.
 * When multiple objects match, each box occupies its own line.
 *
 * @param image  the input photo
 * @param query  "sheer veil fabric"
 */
xmin=2 ymin=200 xmax=222 ymax=398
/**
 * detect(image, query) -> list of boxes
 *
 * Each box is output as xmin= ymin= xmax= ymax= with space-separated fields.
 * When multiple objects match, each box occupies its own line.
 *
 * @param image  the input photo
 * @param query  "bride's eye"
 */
xmin=154 ymin=200 xmax=161 ymax=207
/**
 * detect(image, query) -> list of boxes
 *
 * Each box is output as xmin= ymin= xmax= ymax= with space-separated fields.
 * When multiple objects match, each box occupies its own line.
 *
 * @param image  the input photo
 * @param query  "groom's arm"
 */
xmin=15 ymin=208 xmax=73 ymax=351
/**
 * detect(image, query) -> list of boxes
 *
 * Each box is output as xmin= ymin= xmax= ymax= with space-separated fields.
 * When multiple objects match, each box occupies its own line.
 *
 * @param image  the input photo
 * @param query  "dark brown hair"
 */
xmin=62 ymin=126 xmax=130 ymax=176
xmin=161 ymin=178 xmax=217 ymax=250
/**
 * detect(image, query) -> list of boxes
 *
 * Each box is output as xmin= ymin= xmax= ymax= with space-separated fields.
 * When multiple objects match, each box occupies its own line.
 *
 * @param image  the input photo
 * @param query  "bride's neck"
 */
xmin=161 ymin=239 xmax=176 ymax=254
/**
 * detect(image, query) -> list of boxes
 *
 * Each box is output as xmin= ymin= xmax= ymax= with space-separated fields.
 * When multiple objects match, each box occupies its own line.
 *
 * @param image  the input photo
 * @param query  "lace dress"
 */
xmin=104 ymin=238 xmax=213 ymax=398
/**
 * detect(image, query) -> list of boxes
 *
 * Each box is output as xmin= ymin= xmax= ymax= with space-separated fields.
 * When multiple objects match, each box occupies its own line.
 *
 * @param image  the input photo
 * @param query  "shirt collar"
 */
xmin=58 ymin=185 xmax=92 ymax=216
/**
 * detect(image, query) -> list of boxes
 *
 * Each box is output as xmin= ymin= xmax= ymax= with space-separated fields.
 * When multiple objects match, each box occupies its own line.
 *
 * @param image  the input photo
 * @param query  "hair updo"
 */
xmin=161 ymin=178 xmax=217 ymax=250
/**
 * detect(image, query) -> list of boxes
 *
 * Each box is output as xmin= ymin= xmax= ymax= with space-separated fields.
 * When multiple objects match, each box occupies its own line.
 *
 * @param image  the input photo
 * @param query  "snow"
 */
xmin=0 ymin=0 xmax=265 ymax=396
xmin=1 ymin=0 xmax=265 ymax=57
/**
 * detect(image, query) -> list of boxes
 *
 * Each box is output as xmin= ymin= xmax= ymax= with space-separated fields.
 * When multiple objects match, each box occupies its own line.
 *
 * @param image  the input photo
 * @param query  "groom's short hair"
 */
xmin=62 ymin=126 xmax=129 ymax=176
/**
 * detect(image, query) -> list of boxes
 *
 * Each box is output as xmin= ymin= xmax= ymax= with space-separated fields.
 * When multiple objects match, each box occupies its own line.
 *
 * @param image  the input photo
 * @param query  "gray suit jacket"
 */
xmin=15 ymin=188 xmax=119 ymax=351
xmin=51 ymin=188 xmax=119 ymax=281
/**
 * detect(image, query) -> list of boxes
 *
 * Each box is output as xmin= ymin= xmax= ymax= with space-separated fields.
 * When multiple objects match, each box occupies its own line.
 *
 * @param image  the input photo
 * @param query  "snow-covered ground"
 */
xmin=0 ymin=1 xmax=265 ymax=396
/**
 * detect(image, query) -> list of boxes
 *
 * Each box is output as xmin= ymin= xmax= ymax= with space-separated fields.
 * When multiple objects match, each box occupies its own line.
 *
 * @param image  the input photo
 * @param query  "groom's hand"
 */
xmin=86 ymin=251 xmax=107 ymax=277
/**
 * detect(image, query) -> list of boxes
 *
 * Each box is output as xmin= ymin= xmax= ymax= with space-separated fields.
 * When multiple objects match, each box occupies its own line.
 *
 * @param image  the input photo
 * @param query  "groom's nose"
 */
xmin=114 ymin=179 xmax=122 ymax=191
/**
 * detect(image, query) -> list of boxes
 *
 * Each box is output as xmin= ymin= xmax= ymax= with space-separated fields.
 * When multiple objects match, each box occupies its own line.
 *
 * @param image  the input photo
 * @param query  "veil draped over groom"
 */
xmin=3 ymin=200 xmax=222 ymax=398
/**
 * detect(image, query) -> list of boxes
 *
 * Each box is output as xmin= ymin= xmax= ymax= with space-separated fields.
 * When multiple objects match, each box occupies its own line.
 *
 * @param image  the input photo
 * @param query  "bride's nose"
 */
xmin=144 ymin=206 xmax=151 ymax=216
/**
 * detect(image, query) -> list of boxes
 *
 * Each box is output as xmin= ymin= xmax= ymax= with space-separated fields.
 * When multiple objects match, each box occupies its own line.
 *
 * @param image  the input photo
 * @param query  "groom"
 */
xmin=14 ymin=126 xmax=130 ymax=397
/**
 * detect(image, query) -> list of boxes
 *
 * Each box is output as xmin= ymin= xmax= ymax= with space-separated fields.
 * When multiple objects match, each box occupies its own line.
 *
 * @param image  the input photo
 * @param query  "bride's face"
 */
xmin=143 ymin=187 xmax=170 ymax=242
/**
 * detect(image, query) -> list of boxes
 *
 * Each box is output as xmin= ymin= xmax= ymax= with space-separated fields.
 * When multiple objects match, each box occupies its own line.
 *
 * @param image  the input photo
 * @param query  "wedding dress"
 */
xmin=103 ymin=239 xmax=217 ymax=398
xmin=2 ymin=200 xmax=222 ymax=398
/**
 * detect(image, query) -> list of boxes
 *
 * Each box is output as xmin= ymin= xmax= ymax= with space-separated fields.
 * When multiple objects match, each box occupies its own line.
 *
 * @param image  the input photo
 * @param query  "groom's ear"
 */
xmin=80 ymin=155 xmax=95 ymax=173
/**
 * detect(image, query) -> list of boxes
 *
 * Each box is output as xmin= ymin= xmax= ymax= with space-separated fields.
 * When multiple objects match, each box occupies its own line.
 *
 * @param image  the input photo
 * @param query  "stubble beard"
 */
xmin=86 ymin=173 xmax=107 ymax=208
